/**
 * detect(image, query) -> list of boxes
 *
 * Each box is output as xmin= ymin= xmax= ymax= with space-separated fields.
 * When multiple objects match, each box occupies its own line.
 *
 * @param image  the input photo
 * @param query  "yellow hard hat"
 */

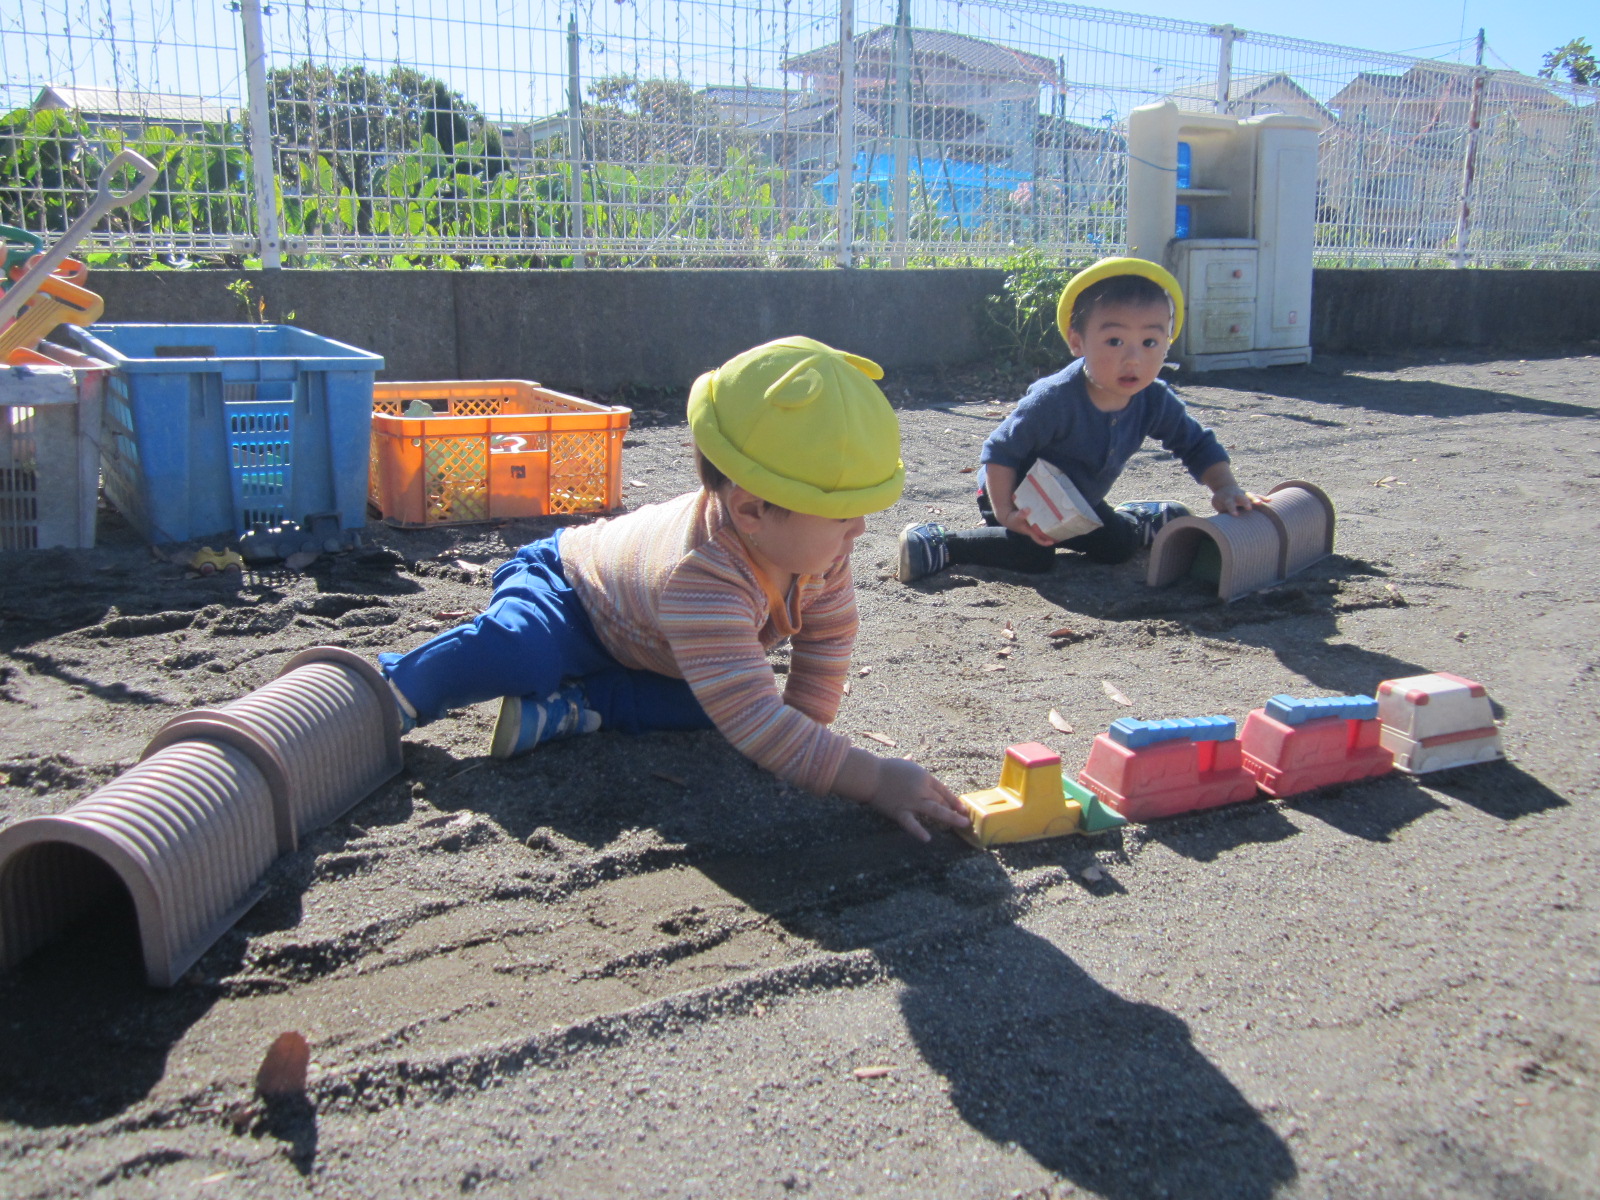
xmin=688 ymin=336 xmax=906 ymax=519
xmin=1057 ymin=256 xmax=1185 ymax=343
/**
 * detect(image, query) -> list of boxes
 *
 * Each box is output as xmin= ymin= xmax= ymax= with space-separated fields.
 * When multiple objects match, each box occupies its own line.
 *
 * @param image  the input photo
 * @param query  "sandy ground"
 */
xmin=0 ymin=347 xmax=1597 ymax=1199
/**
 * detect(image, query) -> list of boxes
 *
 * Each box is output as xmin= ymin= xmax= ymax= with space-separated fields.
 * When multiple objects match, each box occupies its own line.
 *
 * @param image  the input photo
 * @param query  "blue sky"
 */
xmin=2 ymin=0 xmax=1591 ymax=121
xmin=1112 ymin=0 xmax=1590 ymax=78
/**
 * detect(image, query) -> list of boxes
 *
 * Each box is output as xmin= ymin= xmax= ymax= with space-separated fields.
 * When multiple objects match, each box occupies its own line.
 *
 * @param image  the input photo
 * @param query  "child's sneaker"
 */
xmin=1113 ymin=500 xmax=1191 ymax=548
xmin=490 ymin=682 xmax=602 ymax=760
xmin=897 ymin=522 xmax=950 ymax=581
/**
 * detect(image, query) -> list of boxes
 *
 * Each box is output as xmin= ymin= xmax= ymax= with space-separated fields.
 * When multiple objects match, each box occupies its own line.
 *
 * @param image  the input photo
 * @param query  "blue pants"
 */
xmin=379 ymin=531 xmax=714 ymax=735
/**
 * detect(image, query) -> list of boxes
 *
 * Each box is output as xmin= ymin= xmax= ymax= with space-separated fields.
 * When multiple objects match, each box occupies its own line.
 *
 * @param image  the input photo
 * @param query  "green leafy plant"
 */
xmin=225 ymin=277 xmax=265 ymax=321
xmin=983 ymin=249 xmax=1078 ymax=368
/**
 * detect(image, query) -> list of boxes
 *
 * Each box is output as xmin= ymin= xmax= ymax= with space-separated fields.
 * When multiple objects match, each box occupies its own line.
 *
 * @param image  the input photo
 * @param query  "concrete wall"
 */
xmin=87 ymin=269 xmax=1007 ymax=393
xmin=85 ymin=267 xmax=1600 ymax=393
xmin=1310 ymin=269 xmax=1600 ymax=354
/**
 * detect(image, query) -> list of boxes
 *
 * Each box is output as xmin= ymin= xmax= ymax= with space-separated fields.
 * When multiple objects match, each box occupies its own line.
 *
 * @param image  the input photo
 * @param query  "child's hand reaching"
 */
xmin=869 ymin=758 xmax=971 ymax=842
xmin=1209 ymin=484 xmax=1259 ymax=515
xmin=1200 ymin=464 xmax=1262 ymax=517
xmin=834 ymin=749 xmax=971 ymax=842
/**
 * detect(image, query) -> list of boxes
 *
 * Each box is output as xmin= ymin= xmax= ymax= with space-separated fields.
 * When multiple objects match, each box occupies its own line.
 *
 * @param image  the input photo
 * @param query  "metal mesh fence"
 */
xmin=2 ymin=0 xmax=1596 ymax=269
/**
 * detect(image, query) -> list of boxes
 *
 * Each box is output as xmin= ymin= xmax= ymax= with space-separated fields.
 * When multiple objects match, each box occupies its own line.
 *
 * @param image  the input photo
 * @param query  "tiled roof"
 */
xmin=784 ymin=26 xmax=1056 ymax=85
xmin=35 ymin=84 xmax=234 ymax=124
xmin=1164 ymin=72 xmax=1335 ymax=123
xmin=699 ymin=85 xmax=795 ymax=110
xmin=1329 ymin=66 xmax=1565 ymax=110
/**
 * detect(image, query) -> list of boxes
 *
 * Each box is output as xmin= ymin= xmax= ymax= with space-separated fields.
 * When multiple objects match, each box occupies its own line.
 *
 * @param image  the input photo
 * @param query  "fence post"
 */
xmin=836 ymin=0 xmax=855 ymax=268
xmin=891 ymin=0 xmax=911 ymax=267
xmin=567 ymin=14 xmax=587 ymax=268
xmin=239 ymin=0 xmax=282 ymax=268
xmin=1451 ymin=29 xmax=1486 ymax=269
xmin=1211 ymin=24 xmax=1239 ymax=113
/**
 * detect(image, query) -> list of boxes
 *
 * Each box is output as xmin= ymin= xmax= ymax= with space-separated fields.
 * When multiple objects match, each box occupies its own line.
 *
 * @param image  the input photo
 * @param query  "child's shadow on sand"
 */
xmin=697 ymin=836 xmax=1296 ymax=1199
xmin=1020 ymin=550 xmax=1424 ymax=698
xmin=432 ymin=736 xmax=1296 ymax=1199
xmin=893 ymin=920 xmax=1297 ymax=1199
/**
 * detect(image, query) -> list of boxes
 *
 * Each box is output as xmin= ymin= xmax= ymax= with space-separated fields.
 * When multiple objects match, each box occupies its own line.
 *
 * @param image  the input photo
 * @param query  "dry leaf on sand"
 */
xmin=255 ymin=1031 xmax=310 ymax=1098
xmin=1102 ymin=680 xmax=1133 ymax=706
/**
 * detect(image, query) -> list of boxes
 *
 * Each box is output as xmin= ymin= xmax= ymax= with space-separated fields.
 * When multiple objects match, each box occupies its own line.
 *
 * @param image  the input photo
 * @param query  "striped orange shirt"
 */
xmin=559 ymin=489 xmax=857 ymax=794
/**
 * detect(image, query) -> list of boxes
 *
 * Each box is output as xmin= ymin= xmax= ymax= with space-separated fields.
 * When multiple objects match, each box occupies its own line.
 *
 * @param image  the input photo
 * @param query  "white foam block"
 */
xmin=1014 ymin=459 xmax=1103 ymax=542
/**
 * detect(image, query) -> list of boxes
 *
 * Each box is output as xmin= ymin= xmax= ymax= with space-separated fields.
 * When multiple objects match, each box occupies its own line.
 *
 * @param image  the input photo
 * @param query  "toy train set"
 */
xmin=963 ymin=672 xmax=1504 ymax=847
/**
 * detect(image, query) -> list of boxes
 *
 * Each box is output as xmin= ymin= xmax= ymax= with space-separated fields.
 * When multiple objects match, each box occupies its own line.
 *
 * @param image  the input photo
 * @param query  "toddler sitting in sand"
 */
xmin=381 ymin=337 xmax=969 ymax=841
xmin=898 ymin=257 xmax=1257 ymax=580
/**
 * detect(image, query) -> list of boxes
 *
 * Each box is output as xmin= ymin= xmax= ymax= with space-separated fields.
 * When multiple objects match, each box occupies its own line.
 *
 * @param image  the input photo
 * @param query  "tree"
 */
xmin=582 ymin=76 xmax=746 ymax=167
xmin=265 ymin=63 xmax=507 ymax=234
xmin=1539 ymin=38 xmax=1596 ymax=86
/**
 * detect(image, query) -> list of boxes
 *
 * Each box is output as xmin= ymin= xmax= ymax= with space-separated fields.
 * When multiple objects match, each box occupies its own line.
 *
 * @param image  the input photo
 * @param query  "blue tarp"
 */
xmin=815 ymin=152 xmax=1032 ymax=230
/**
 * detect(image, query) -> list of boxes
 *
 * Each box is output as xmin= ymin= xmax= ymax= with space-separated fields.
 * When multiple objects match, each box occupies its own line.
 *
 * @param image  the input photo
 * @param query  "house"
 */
xmin=1321 ymin=65 xmax=1583 ymax=251
xmin=33 ymin=85 xmax=235 ymax=136
xmin=699 ymin=86 xmax=874 ymax=173
xmin=698 ymin=85 xmax=800 ymax=128
xmin=1327 ymin=65 xmax=1568 ymax=132
xmin=780 ymin=26 xmax=1057 ymax=173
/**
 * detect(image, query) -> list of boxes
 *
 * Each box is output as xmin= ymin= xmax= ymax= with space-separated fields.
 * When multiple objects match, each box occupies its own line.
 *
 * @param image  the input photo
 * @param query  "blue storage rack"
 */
xmin=68 ymin=324 xmax=384 ymax=544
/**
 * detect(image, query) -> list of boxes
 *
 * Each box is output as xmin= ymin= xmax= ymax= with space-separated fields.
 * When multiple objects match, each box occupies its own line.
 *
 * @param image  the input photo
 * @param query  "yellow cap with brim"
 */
xmin=688 ymin=336 xmax=906 ymax=519
xmin=1056 ymin=256 xmax=1185 ymax=343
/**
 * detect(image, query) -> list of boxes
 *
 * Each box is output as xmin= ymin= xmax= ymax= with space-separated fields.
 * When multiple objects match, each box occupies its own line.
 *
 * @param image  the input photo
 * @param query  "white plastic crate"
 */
xmin=0 ymin=343 xmax=106 ymax=549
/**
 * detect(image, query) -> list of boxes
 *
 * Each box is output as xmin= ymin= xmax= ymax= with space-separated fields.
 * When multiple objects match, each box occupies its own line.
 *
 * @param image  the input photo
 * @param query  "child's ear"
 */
xmin=723 ymin=485 xmax=768 ymax=534
xmin=1065 ymin=326 xmax=1085 ymax=357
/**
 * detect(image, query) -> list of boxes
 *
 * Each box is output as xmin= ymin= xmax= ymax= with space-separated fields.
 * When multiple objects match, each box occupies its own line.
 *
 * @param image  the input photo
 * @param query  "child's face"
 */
xmin=745 ymin=504 xmax=868 ymax=579
xmin=1066 ymin=299 xmax=1173 ymax=403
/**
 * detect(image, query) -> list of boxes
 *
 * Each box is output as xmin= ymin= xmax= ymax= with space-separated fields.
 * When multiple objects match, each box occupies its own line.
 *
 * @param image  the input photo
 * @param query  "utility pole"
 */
xmin=1212 ymin=24 xmax=1239 ymax=114
xmin=1451 ymin=28 xmax=1486 ymax=269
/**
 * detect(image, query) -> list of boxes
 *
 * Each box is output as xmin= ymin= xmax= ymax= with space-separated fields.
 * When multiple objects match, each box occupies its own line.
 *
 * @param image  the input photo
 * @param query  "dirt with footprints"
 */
xmin=1 ymin=348 xmax=1597 ymax=1198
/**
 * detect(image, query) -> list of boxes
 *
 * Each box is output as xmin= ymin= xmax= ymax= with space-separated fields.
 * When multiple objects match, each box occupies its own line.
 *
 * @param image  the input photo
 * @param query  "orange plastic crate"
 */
xmin=371 ymin=380 xmax=630 ymax=527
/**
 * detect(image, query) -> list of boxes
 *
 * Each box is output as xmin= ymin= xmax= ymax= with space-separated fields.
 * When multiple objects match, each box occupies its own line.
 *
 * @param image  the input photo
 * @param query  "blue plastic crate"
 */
xmin=67 ymin=324 xmax=384 ymax=544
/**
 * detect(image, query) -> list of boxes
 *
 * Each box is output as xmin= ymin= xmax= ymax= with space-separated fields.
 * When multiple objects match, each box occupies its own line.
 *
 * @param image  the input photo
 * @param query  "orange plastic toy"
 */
xmin=0 ymin=274 xmax=103 ymax=359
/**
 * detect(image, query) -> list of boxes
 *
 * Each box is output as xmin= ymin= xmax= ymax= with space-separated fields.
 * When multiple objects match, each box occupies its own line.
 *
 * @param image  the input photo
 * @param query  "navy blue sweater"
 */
xmin=979 ymin=358 xmax=1229 ymax=506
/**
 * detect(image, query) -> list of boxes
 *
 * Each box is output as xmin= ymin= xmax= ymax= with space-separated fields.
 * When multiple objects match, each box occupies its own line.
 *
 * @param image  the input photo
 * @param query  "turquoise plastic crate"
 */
xmin=68 ymin=324 xmax=384 ymax=544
